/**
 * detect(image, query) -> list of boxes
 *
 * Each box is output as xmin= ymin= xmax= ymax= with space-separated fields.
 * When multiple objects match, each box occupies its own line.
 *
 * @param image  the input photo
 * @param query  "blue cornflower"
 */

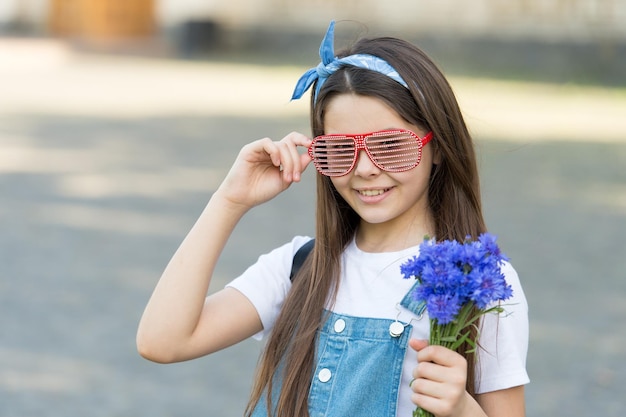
xmin=401 ymin=233 xmax=513 ymax=325
xmin=426 ymin=293 xmax=462 ymax=324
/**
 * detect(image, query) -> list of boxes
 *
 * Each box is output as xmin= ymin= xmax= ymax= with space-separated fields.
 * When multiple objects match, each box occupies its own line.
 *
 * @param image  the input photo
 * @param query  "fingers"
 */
xmin=283 ymin=132 xmax=313 ymax=182
xmin=409 ymin=338 xmax=429 ymax=352
xmin=219 ymin=131 xmax=312 ymax=208
xmin=415 ymin=344 xmax=467 ymax=374
xmin=412 ymin=358 xmax=466 ymax=391
xmin=409 ymin=340 xmax=468 ymax=417
xmin=412 ymin=345 xmax=466 ymax=388
xmin=260 ymin=132 xmax=312 ymax=183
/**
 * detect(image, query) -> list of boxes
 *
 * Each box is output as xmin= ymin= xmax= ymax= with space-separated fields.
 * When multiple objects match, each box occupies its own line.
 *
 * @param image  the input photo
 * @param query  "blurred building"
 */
xmin=0 ymin=0 xmax=624 ymax=42
xmin=0 ymin=0 xmax=623 ymax=84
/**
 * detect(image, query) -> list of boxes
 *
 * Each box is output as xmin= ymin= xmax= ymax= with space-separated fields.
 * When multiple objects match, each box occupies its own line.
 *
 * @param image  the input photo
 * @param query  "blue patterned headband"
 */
xmin=291 ymin=21 xmax=409 ymax=102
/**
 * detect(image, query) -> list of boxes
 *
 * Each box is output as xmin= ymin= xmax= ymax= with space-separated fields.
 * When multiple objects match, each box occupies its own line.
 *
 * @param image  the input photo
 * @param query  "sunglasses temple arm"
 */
xmin=422 ymin=132 xmax=433 ymax=145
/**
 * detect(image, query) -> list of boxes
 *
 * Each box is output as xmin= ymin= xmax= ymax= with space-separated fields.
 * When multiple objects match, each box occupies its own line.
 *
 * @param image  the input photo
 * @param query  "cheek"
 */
xmin=329 ymin=177 xmax=348 ymax=191
xmin=329 ymin=177 xmax=354 ymax=202
xmin=394 ymin=157 xmax=434 ymax=187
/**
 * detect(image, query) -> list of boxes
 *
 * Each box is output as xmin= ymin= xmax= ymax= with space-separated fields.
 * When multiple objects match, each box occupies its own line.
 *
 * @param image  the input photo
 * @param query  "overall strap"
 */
xmin=399 ymin=279 xmax=427 ymax=317
xmin=290 ymin=238 xmax=315 ymax=281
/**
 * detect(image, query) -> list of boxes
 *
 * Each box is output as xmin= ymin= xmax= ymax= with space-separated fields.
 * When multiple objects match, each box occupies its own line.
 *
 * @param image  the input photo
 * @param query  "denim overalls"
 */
xmin=251 ymin=280 xmax=425 ymax=417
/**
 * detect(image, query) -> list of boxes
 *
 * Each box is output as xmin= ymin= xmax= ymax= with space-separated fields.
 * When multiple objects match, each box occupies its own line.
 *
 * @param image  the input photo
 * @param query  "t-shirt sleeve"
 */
xmin=475 ymin=261 xmax=530 ymax=393
xmin=226 ymin=235 xmax=313 ymax=340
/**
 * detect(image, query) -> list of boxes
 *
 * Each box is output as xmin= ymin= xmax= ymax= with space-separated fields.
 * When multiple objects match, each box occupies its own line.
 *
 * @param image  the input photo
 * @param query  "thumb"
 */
xmin=299 ymin=152 xmax=313 ymax=170
xmin=409 ymin=338 xmax=429 ymax=352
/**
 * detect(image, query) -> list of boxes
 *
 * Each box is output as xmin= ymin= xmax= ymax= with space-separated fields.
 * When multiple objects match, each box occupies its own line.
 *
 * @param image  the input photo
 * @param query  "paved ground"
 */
xmin=1 ymin=38 xmax=625 ymax=417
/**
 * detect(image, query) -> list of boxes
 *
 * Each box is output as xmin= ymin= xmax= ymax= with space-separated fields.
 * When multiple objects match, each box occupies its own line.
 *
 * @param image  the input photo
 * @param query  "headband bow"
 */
xmin=291 ymin=21 xmax=409 ymax=102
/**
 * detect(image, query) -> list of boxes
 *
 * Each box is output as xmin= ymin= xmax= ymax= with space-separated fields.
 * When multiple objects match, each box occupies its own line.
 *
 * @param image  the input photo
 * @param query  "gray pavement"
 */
xmin=1 ymin=39 xmax=625 ymax=417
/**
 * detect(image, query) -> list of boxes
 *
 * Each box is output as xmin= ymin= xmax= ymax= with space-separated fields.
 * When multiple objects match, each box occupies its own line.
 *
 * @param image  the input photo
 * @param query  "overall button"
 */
xmin=333 ymin=318 xmax=346 ymax=333
xmin=389 ymin=321 xmax=405 ymax=337
xmin=318 ymin=368 xmax=332 ymax=383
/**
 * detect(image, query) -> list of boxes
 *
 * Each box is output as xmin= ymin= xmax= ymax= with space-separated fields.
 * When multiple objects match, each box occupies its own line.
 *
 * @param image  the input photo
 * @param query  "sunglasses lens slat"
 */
xmin=366 ymin=131 xmax=421 ymax=171
xmin=311 ymin=136 xmax=356 ymax=176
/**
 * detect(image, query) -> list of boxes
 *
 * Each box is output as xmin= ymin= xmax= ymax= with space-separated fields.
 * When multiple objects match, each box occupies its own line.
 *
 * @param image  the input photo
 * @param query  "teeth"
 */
xmin=359 ymin=189 xmax=386 ymax=196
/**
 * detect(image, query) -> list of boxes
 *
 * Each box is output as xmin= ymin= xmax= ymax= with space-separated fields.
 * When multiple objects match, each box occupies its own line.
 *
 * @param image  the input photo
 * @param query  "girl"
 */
xmin=137 ymin=21 xmax=529 ymax=417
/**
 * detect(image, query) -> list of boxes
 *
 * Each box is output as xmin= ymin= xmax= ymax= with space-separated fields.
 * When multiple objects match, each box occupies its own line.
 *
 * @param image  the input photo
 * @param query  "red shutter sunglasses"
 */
xmin=308 ymin=129 xmax=433 ymax=177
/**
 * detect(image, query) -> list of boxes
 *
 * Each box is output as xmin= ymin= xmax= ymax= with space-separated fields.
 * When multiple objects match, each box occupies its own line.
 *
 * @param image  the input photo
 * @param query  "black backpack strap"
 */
xmin=290 ymin=238 xmax=315 ymax=281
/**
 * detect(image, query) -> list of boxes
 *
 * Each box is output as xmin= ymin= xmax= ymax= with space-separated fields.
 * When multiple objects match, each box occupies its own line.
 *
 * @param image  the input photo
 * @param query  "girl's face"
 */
xmin=323 ymin=94 xmax=436 ymax=248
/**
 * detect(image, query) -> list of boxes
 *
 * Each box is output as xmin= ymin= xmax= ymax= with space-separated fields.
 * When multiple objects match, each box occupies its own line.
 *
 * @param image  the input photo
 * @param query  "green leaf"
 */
xmin=449 ymin=330 xmax=471 ymax=350
xmin=439 ymin=336 xmax=458 ymax=343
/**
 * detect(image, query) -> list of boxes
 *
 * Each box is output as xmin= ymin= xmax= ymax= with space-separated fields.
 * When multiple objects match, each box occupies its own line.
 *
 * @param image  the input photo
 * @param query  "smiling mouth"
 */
xmin=358 ymin=188 xmax=390 ymax=197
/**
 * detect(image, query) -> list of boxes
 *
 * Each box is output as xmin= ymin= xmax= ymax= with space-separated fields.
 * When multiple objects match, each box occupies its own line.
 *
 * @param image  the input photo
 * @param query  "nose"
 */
xmin=353 ymin=149 xmax=380 ymax=177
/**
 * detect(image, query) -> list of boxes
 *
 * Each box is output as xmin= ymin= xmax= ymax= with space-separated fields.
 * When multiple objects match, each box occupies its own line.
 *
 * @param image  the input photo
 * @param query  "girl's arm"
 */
xmin=409 ymin=339 xmax=525 ymax=417
xmin=476 ymin=386 xmax=525 ymax=417
xmin=136 ymin=133 xmax=312 ymax=363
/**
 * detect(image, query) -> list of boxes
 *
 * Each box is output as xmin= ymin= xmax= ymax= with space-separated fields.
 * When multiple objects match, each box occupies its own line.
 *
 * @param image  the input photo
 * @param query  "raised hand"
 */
xmin=217 ymin=132 xmax=313 ymax=209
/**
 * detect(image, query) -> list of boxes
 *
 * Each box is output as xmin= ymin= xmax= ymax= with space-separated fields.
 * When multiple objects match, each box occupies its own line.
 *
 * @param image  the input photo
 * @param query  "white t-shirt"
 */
xmin=227 ymin=236 xmax=529 ymax=415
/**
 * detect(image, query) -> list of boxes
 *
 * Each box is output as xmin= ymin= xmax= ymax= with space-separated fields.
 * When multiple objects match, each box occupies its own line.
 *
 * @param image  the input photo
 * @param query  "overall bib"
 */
xmin=251 ymin=280 xmax=425 ymax=417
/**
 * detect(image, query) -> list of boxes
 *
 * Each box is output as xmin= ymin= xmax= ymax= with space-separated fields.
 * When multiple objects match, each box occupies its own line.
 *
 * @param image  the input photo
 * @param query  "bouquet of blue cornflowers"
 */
xmin=400 ymin=233 xmax=513 ymax=417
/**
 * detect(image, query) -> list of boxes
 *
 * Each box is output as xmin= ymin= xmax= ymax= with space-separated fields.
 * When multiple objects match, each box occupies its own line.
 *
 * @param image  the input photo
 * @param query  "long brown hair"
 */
xmin=245 ymin=33 xmax=486 ymax=417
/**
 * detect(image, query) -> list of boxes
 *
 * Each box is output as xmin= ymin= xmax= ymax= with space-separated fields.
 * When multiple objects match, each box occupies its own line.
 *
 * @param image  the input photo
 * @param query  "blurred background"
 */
xmin=1 ymin=1 xmax=625 ymax=416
